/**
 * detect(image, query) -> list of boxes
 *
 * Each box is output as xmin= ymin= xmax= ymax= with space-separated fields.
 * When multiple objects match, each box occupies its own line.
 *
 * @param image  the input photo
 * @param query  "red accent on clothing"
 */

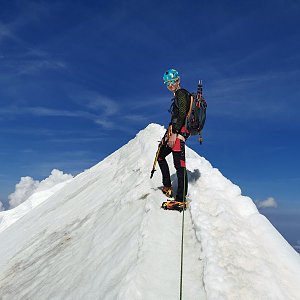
xmin=180 ymin=160 xmax=186 ymax=167
xmin=181 ymin=126 xmax=189 ymax=134
xmin=172 ymin=138 xmax=181 ymax=152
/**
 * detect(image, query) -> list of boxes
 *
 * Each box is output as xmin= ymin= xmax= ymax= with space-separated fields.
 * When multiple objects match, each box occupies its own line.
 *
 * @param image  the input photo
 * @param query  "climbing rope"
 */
xmin=179 ymin=165 xmax=187 ymax=300
xmin=180 ymin=207 xmax=185 ymax=300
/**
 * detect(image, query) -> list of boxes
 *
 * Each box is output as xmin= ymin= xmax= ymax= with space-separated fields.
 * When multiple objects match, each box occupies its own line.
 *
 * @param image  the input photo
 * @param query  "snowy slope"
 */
xmin=0 ymin=124 xmax=299 ymax=300
xmin=0 ymin=179 xmax=72 ymax=234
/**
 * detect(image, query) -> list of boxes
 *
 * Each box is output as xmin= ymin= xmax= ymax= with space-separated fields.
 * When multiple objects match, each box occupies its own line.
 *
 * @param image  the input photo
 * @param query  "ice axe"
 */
xmin=150 ymin=141 xmax=162 ymax=179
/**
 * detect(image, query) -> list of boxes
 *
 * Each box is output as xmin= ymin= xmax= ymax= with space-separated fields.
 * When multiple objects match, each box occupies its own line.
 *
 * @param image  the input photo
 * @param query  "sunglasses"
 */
xmin=164 ymin=79 xmax=178 ymax=86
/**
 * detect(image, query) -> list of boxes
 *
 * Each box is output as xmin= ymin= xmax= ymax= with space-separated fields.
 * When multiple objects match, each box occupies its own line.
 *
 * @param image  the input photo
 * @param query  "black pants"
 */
xmin=157 ymin=139 xmax=187 ymax=202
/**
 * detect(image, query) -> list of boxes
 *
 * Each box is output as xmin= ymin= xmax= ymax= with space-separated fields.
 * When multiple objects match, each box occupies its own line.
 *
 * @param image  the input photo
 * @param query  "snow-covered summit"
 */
xmin=0 ymin=123 xmax=299 ymax=300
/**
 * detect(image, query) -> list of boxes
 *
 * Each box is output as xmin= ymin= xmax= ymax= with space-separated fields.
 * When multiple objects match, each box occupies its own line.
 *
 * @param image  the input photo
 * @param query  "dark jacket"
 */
xmin=170 ymin=88 xmax=190 ymax=134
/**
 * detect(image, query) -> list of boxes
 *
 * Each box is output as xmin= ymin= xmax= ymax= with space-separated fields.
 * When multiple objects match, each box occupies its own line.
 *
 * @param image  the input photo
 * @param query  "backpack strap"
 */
xmin=185 ymin=94 xmax=194 ymax=129
xmin=187 ymin=94 xmax=194 ymax=118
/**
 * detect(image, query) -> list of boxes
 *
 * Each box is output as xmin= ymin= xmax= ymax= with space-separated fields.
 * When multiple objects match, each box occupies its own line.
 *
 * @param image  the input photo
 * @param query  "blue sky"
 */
xmin=0 ymin=0 xmax=299 ymax=248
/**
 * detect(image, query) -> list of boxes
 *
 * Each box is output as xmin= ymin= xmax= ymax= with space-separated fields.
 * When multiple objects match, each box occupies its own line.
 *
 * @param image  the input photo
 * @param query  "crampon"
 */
xmin=161 ymin=200 xmax=188 ymax=212
xmin=161 ymin=186 xmax=173 ymax=198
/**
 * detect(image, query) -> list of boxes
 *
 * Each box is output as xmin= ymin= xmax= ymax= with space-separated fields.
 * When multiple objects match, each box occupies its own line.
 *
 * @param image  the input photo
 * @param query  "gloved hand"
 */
xmin=168 ymin=133 xmax=177 ymax=148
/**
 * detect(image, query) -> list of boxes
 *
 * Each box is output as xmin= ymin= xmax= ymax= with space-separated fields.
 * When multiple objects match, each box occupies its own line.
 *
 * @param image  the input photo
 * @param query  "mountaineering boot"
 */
xmin=161 ymin=200 xmax=188 ymax=212
xmin=161 ymin=186 xmax=173 ymax=198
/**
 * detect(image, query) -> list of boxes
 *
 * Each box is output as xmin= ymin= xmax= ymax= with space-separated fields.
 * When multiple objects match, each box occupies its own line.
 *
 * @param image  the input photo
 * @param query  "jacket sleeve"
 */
xmin=171 ymin=89 xmax=189 ymax=133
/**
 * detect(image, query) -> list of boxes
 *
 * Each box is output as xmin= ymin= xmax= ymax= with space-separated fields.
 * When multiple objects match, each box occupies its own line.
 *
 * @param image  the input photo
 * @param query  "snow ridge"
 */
xmin=0 ymin=124 xmax=299 ymax=300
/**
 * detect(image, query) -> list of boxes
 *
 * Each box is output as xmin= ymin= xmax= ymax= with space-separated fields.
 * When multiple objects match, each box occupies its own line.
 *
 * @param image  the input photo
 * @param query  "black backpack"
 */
xmin=185 ymin=80 xmax=207 ymax=143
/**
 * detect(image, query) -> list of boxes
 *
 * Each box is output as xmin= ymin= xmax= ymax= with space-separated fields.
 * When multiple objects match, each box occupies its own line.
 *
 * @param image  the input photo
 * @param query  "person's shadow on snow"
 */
xmin=170 ymin=169 xmax=201 ymax=192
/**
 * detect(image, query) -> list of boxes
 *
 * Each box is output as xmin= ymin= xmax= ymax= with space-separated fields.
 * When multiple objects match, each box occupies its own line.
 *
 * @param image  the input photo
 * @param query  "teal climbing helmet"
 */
xmin=163 ymin=69 xmax=180 ymax=85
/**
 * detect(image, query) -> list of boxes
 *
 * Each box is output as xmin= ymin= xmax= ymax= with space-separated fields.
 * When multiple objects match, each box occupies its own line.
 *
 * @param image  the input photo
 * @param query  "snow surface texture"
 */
xmin=0 ymin=124 xmax=299 ymax=300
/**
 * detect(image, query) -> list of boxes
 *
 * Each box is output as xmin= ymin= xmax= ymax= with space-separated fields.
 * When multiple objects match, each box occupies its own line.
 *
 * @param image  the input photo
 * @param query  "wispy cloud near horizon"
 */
xmin=0 ymin=22 xmax=15 ymax=44
xmin=256 ymin=197 xmax=278 ymax=209
xmin=0 ymin=103 xmax=118 ymax=129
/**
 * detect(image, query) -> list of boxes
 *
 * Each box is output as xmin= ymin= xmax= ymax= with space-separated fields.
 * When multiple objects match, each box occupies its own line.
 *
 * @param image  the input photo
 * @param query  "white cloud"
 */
xmin=0 ymin=106 xmax=95 ymax=122
xmin=0 ymin=200 xmax=4 ymax=212
xmin=0 ymin=19 xmax=66 ymax=75
xmin=0 ymin=22 xmax=15 ymax=43
xmin=27 ymin=107 xmax=86 ymax=118
xmin=0 ymin=99 xmax=118 ymax=129
xmin=36 ymin=169 xmax=73 ymax=192
xmin=8 ymin=169 xmax=73 ymax=209
xmin=16 ymin=59 xmax=67 ymax=75
xmin=69 ymin=91 xmax=120 ymax=129
xmin=124 ymin=114 xmax=148 ymax=122
xmin=95 ymin=118 xmax=115 ymax=129
xmin=255 ymin=197 xmax=278 ymax=209
xmin=87 ymin=96 xmax=119 ymax=116
xmin=8 ymin=176 xmax=39 ymax=209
